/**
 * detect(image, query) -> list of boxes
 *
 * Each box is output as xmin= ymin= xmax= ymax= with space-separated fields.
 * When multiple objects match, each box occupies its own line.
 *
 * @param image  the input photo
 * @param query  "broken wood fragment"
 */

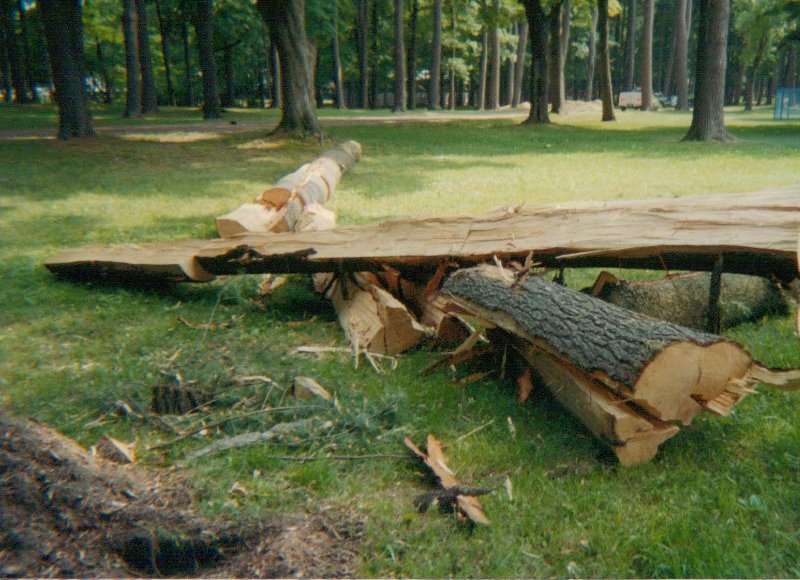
xmin=404 ymin=435 xmax=490 ymax=525
xmin=92 ymin=435 xmax=135 ymax=464
xmin=292 ymin=376 xmax=333 ymax=401
xmin=186 ymin=419 xmax=314 ymax=460
xmin=151 ymin=384 xmax=210 ymax=415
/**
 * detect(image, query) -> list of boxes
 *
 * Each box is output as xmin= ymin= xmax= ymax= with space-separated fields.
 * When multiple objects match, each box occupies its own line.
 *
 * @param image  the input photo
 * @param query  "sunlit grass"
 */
xmin=1 ymin=108 xmax=799 ymax=578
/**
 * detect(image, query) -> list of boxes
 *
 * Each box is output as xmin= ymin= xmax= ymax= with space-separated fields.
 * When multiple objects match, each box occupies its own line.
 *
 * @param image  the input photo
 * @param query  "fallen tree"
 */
xmin=47 ymin=188 xmax=800 ymax=283
xmin=589 ymin=271 xmax=788 ymax=331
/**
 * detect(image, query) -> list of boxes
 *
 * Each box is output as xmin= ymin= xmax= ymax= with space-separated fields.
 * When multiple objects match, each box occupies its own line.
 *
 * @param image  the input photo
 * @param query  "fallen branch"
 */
xmin=185 ymin=419 xmax=315 ymax=460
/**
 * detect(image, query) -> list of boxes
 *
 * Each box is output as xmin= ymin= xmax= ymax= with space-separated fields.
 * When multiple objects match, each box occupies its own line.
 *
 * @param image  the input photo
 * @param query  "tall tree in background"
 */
xmin=257 ymin=0 xmax=321 ymax=136
xmin=357 ymin=0 xmax=368 ymax=108
xmin=640 ymin=0 xmax=655 ymax=109
xmin=192 ymin=0 xmax=220 ymax=118
xmin=136 ymin=0 xmax=158 ymax=113
xmin=547 ymin=0 xmax=564 ymax=113
xmin=598 ymin=0 xmax=616 ymax=120
xmin=39 ymin=0 xmax=94 ymax=138
xmin=1 ymin=0 xmax=30 ymax=102
xmin=683 ymin=0 xmax=731 ymax=140
xmin=559 ymin=0 xmax=570 ymax=101
xmin=673 ymin=0 xmax=689 ymax=109
xmin=512 ymin=19 xmax=528 ymax=106
xmin=269 ymin=37 xmax=281 ymax=108
xmin=623 ymin=0 xmax=636 ymax=89
xmin=523 ymin=0 xmax=550 ymax=123
xmin=488 ymin=0 xmax=501 ymax=109
xmin=407 ymin=0 xmax=418 ymax=108
xmin=122 ymin=0 xmax=141 ymax=117
xmin=332 ymin=2 xmax=345 ymax=109
xmin=393 ymin=0 xmax=407 ymax=111
xmin=154 ymin=0 xmax=176 ymax=105
xmin=0 ymin=25 xmax=11 ymax=102
xmin=430 ymin=0 xmax=443 ymax=109
xmin=476 ymin=25 xmax=488 ymax=109
xmin=586 ymin=5 xmax=598 ymax=100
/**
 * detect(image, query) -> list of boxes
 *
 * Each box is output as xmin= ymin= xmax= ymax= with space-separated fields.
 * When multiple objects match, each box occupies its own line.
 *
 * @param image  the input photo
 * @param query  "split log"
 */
xmin=510 ymin=341 xmax=679 ymax=466
xmin=442 ymin=265 xmax=800 ymax=426
xmin=590 ymin=271 xmax=788 ymax=331
xmin=47 ymin=188 xmax=800 ymax=283
xmin=404 ymin=435 xmax=490 ymax=525
xmin=215 ymin=141 xmax=361 ymax=237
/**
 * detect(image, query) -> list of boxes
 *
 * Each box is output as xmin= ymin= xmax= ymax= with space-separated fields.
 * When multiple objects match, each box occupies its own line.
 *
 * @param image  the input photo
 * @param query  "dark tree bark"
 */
xmin=623 ymin=0 xmax=636 ymax=90
xmin=222 ymin=44 xmax=234 ymax=107
xmin=559 ymin=0 xmax=570 ymax=97
xmin=683 ymin=0 xmax=731 ymax=141
xmin=674 ymin=0 xmax=689 ymax=110
xmin=640 ymin=0 xmax=655 ymax=109
xmin=1 ymin=0 xmax=29 ymax=102
xmin=744 ymin=33 xmax=766 ymax=111
xmin=39 ymin=0 xmax=94 ymax=139
xmin=513 ymin=20 xmax=528 ymax=106
xmin=393 ymin=0 xmax=406 ymax=111
xmin=192 ymin=0 xmax=220 ymax=119
xmin=269 ymin=37 xmax=281 ymax=109
xmin=476 ymin=26 xmax=488 ymax=110
xmin=448 ymin=0 xmax=456 ymax=109
xmin=662 ymin=28 xmax=676 ymax=95
xmin=95 ymin=38 xmax=113 ymax=103
xmin=357 ymin=0 xmax=369 ymax=108
xmin=407 ymin=0 xmax=418 ymax=108
xmin=523 ymin=0 xmax=550 ymax=123
xmin=506 ymin=24 xmax=516 ymax=105
xmin=369 ymin=0 xmax=379 ymax=107
xmin=597 ymin=0 xmax=615 ymax=120
xmin=332 ymin=3 xmax=346 ymax=109
xmin=257 ymin=0 xmax=322 ymax=137
xmin=154 ymin=0 xmax=175 ymax=105
xmin=786 ymin=45 xmax=797 ymax=89
xmin=181 ymin=13 xmax=193 ymax=105
xmin=429 ymin=0 xmax=442 ymax=109
xmin=547 ymin=2 xmax=562 ymax=113
xmin=122 ymin=0 xmax=141 ymax=117
xmin=17 ymin=0 xmax=36 ymax=102
xmin=586 ymin=6 xmax=597 ymax=100
xmin=136 ymin=0 xmax=158 ymax=113
xmin=0 ymin=28 xmax=11 ymax=103
xmin=488 ymin=1 xmax=501 ymax=110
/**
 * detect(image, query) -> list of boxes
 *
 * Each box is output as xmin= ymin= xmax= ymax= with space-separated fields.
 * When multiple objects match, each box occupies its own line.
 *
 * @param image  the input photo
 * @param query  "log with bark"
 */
xmin=441 ymin=265 xmax=800 ymax=427
xmin=589 ymin=271 xmax=788 ymax=331
xmin=47 ymin=188 xmax=800 ymax=283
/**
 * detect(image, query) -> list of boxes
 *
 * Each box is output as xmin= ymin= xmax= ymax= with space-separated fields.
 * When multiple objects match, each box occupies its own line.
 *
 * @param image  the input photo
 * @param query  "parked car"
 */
xmin=619 ymin=90 xmax=642 ymax=110
xmin=655 ymin=92 xmax=677 ymax=108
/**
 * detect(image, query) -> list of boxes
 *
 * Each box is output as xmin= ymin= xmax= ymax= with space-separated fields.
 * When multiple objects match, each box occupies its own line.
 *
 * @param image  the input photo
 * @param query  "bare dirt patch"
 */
xmin=0 ymin=411 xmax=362 ymax=578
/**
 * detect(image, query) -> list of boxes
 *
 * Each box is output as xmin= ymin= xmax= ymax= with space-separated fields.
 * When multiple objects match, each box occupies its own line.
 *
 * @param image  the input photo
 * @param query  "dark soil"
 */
xmin=0 ymin=411 xmax=362 ymax=578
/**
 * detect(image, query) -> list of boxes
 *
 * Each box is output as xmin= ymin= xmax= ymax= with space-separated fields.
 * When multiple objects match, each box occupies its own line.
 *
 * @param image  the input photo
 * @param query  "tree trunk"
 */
xmin=192 ymin=0 xmax=220 ymax=119
xmin=476 ymin=26 xmax=487 ymax=110
xmin=597 ymin=0 xmax=615 ymax=121
xmin=744 ymin=34 xmax=766 ymax=112
xmin=559 ymin=0 xmax=570 ymax=101
xmin=639 ymin=0 xmax=655 ymax=109
xmin=136 ymin=0 xmax=158 ymax=113
xmin=488 ymin=2 xmax=501 ymax=110
xmin=154 ymin=0 xmax=175 ymax=106
xmin=506 ymin=24 xmax=516 ymax=105
xmin=181 ymin=14 xmax=193 ymax=106
xmin=586 ymin=6 xmax=597 ymax=100
xmin=523 ymin=0 xmax=550 ymax=123
xmin=623 ymin=0 xmax=636 ymax=90
xmin=407 ymin=0 xmax=418 ymax=109
xmin=269 ymin=37 xmax=281 ymax=109
xmin=0 ymin=27 xmax=11 ymax=103
xmin=332 ymin=4 xmax=346 ymax=110
xmin=95 ymin=38 xmax=113 ymax=104
xmin=442 ymin=265 xmax=756 ymax=426
xmin=1 ymin=0 xmax=29 ymax=102
xmin=662 ymin=27 xmax=676 ymax=95
xmin=17 ymin=0 xmax=35 ymax=102
xmin=369 ymin=0 xmax=379 ymax=108
xmin=674 ymin=0 xmax=689 ymax=110
xmin=222 ymin=45 xmax=234 ymax=108
xmin=683 ymin=0 xmax=731 ymax=141
xmin=122 ymin=0 xmax=141 ymax=117
xmin=513 ymin=20 xmax=528 ymax=106
xmin=357 ymin=0 xmax=368 ymax=108
xmin=393 ymin=0 xmax=406 ymax=111
xmin=429 ymin=0 xmax=442 ymax=109
xmin=786 ymin=45 xmax=797 ymax=89
xmin=257 ymin=0 xmax=322 ymax=137
xmin=547 ymin=3 xmax=562 ymax=113
xmin=39 ymin=0 xmax=94 ymax=139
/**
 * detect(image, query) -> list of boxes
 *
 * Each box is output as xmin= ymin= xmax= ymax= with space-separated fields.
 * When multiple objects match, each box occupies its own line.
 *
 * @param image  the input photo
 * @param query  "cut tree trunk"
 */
xmin=47 ymin=187 xmax=800 ymax=284
xmin=216 ymin=141 xmax=362 ymax=237
xmin=590 ymin=271 xmax=788 ymax=331
xmin=441 ymin=264 xmax=797 ymax=425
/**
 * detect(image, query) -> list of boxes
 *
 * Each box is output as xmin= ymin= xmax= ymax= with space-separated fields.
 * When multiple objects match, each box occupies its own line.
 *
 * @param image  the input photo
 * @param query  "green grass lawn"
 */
xmin=1 ymin=105 xmax=799 ymax=578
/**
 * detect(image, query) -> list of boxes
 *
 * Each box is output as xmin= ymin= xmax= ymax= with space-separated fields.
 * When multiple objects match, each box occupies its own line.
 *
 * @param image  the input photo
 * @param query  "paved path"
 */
xmin=0 ymin=109 xmax=529 ymax=139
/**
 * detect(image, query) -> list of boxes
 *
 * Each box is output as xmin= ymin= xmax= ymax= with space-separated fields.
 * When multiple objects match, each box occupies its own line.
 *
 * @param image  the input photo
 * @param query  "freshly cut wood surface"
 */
xmin=442 ymin=265 xmax=754 ymax=425
xmin=514 ymin=343 xmax=679 ymax=466
xmin=47 ymin=188 xmax=800 ymax=282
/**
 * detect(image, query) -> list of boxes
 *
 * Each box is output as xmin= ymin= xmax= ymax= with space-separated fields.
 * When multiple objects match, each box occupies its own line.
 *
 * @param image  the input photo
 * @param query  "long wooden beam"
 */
xmin=46 ymin=188 xmax=800 ymax=283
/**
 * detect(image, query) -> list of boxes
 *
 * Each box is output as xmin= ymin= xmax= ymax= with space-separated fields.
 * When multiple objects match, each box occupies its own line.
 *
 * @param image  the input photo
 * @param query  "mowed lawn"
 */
xmin=1 ymin=105 xmax=799 ymax=578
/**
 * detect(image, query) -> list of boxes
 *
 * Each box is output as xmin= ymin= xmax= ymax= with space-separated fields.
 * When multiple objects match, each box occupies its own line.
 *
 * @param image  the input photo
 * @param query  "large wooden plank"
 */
xmin=46 ymin=188 xmax=800 ymax=282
